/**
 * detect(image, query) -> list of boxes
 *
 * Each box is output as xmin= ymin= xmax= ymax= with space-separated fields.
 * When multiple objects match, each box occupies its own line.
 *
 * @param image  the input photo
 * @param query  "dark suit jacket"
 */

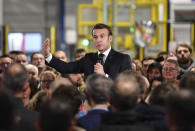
xmin=47 ymin=49 xmax=131 ymax=80
xmin=77 ymin=109 xmax=108 ymax=131
xmin=13 ymin=98 xmax=38 ymax=131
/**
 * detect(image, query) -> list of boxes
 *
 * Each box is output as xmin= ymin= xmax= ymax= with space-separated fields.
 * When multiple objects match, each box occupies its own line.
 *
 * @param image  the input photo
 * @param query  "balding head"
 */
xmin=2 ymin=63 xmax=29 ymax=94
xmin=54 ymin=50 xmax=67 ymax=62
xmin=110 ymin=71 xmax=140 ymax=111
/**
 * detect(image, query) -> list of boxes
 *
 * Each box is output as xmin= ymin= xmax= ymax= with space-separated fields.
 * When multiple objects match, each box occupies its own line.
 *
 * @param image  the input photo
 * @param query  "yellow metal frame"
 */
xmin=4 ymin=24 xmax=9 ymax=54
xmin=78 ymin=0 xmax=168 ymax=59
xmin=50 ymin=26 xmax=56 ymax=54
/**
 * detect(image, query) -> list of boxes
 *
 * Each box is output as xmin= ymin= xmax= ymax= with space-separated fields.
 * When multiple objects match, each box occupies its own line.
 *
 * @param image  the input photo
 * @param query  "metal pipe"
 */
xmin=112 ymin=0 xmax=118 ymax=50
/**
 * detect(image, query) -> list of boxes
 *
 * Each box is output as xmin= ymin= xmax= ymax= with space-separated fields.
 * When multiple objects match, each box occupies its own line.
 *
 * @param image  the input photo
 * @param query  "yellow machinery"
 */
xmin=77 ymin=0 xmax=168 ymax=60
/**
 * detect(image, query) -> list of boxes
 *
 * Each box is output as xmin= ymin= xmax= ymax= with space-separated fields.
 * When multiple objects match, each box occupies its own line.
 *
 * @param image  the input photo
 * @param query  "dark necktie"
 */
xmin=97 ymin=53 xmax=105 ymax=65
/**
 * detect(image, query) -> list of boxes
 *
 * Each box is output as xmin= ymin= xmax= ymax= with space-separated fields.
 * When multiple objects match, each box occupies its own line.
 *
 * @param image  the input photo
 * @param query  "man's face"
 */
xmin=162 ymin=62 xmax=178 ymax=81
xmin=54 ymin=51 xmax=67 ymax=62
xmin=40 ymin=74 xmax=54 ymax=90
xmin=0 ymin=57 xmax=12 ymax=68
xmin=176 ymin=46 xmax=191 ymax=64
xmin=92 ymin=28 xmax=112 ymax=53
xmin=142 ymin=59 xmax=155 ymax=76
xmin=31 ymin=53 xmax=45 ymax=68
xmin=75 ymin=52 xmax=86 ymax=60
xmin=16 ymin=54 xmax=28 ymax=65
xmin=68 ymin=74 xmax=82 ymax=87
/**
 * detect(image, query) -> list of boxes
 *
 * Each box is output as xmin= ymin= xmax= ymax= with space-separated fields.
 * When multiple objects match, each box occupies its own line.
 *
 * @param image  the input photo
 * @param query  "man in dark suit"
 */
xmin=42 ymin=23 xmax=131 ymax=80
xmin=76 ymin=74 xmax=113 ymax=130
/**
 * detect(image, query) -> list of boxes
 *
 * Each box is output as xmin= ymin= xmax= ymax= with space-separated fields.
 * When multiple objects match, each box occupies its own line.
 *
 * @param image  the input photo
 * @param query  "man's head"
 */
xmin=179 ymin=72 xmax=195 ymax=91
xmin=75 ymin=49 xmax=86 ymax=60
xmin=54 ymin=50 xmax=67 ymax=62
xmin=25 ymin=64 xmax=39 ymax=80
xmin=142 ymin=57 xmax=155 ymax=76
xmin=85 ymin=74 xmax=113 ymax=105
xmin=15 ymin=52 xmax=28 ymax=65
xmin=162 ymin=59 xmax=179 ymax=81
xmin=166 ymin=89 xmax=195 ymax=131
xmin=149 ymin=83 xmax=175 ymax=106
xmin=0 ymin=55 xmax=12 ymax=69
xmin=9 ymin=50 xmax=22 ymax=61
xmin=110 ymin=71 xmax=140 ymax=111
xmin=31 ymin=52 xmax=45 ymax=69
xmin=176 ymin=44 xmax=192 ymax=65
xmin=92 ymin=23 xmax=112 ymax=53
xmin=50 ymin=78 xmax=82 ymax=115
xmin=39 ymin=98 xmax=73 ymax=131
xmin=2 ymin=63 xmax=29 ymax=95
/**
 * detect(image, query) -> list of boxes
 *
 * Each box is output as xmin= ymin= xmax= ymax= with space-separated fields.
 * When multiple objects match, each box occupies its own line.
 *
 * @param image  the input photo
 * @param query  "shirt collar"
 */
xmin=98 ymin=47 xmax=111 ymax=59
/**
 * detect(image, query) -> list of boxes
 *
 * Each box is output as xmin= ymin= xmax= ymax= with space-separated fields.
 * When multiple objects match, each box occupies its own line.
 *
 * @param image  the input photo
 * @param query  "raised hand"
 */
xmin=42 ymin=38 xmax=51 ymax=58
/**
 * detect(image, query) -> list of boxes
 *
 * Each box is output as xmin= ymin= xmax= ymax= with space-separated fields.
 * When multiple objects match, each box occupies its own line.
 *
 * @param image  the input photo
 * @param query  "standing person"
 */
xmin=77 ymin=74 xmax=113 ymax=131
xmin=175 ymin=43 xmax=195 ymax=77
xmin=2 ymin=63 xmax=38 ymax=131
xmin=43 ymin=23 xmax=131 ymax=80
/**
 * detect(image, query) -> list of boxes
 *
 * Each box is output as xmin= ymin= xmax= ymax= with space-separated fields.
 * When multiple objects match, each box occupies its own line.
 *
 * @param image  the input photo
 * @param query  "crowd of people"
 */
xmin=0 ymin=23 xmax=194 ymax=131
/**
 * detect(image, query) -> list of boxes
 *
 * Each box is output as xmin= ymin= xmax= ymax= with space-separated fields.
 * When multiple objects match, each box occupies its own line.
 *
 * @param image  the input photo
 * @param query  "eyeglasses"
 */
xmin=0 ymin=62 xmax=11 ymax=66
xmin=177 ymin=50 xmax=189 ymax=54
xmin=32 ymin=58 xmax=44 ymax=61
xmin=162 ymin=67 xmax=177 ymax=71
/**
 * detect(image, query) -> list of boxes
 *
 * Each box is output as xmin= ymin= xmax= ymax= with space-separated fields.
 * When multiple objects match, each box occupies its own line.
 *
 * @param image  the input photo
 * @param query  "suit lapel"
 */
xmin=103 ymin=49 xmax=116 ymax=71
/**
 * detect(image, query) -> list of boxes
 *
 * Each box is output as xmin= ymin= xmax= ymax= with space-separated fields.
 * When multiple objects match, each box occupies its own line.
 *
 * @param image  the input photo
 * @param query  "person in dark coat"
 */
xmin=94 ymin=71 xmax=153 ymax=131
xmin=42 ymin=23 xmax=131 ymax=80
xmin=77 ymin=74 xmax=113 ymax=131
xmin=2 ymin=63 xmax=38 ymax=131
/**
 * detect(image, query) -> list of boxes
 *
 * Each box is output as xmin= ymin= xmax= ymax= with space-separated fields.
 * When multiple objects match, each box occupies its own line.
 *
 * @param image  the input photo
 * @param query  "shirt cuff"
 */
xmin=45 ymin=53 xmax=52 ymax=63
xmin=105 ymin=74 xmax=109 ymax=78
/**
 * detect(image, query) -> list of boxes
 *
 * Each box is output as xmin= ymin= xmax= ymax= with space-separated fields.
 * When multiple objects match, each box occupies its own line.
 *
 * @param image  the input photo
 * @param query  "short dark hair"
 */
xmin=85 ymin=74 xmax=113 ymax=104
xmin=75 ymin=49 xmax=85 ymax=54
xmin=157 ymin=51 xmax=168 ymax=58
xmin=2 ymin=63 xmax=29 ymax=94
xmin=176 ymin=44 xmax=192 ymax=54
xmin=40 ymin=98 xmax=73 ymax=131
xmin=110 ymin=71 xmax=140 ymax=111
xmin=149 ymin=83 xmax=175 ymax=106
xmin=0 ymin=54 xmax=11 ymax=59
xmin=92 ymin=23 xmax=112 ymax=36
xmin=179 ymin=72 xmax=195 ymax=91
xmin=166 ymin=89 xmax=195 ymax=130
xmin=142 ymin=57 xmax=154 ymax=64
xmin=52 ymin=84 xmax=82 ymax=115
xmin=30 ymin=52 xmax=43 ymax=62
xmin=147 ymin=62 xmax=162 ymax=75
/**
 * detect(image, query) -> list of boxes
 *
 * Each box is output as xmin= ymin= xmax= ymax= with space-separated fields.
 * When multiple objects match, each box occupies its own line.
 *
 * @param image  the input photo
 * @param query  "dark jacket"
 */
xmin=13 ymin=98 xmax=38 ymax=131
xmin=47 ymin=49 xmax=131 ymax=80
xmin=136 ymin=104 xmax=169 ymax=131
xmin=77 ymin=109 xmax=108 ymax=131
xmin=93 ymin=111 xmax=153 ymax=131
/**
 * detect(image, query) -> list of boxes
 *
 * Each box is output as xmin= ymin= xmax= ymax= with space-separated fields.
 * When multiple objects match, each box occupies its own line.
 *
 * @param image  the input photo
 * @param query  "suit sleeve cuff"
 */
xmin=45 ymin=53 xmax=52 ymax=63
xmin=105 ymin=74 xmax=109 ymax=78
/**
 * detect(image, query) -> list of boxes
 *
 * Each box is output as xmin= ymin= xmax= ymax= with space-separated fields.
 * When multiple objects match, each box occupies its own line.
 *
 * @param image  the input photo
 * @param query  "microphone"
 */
xmin=97 ymin=54 xmax=104 ymax=65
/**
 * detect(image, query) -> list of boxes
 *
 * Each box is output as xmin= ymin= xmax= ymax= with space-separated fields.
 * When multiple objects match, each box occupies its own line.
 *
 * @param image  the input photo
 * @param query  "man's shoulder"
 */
xmin=111 ymin=49 xmax=130 ymax=57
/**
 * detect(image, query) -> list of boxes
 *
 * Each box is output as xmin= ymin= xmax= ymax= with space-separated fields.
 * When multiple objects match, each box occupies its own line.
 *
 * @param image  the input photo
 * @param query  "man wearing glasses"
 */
xmin=175 ymin=44 xmax=195 ymax=77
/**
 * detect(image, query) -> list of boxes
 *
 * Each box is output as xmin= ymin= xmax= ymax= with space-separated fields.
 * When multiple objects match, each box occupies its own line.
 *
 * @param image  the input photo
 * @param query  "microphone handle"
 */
xmin=97 ymin=59 xmax=103 ymax=65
